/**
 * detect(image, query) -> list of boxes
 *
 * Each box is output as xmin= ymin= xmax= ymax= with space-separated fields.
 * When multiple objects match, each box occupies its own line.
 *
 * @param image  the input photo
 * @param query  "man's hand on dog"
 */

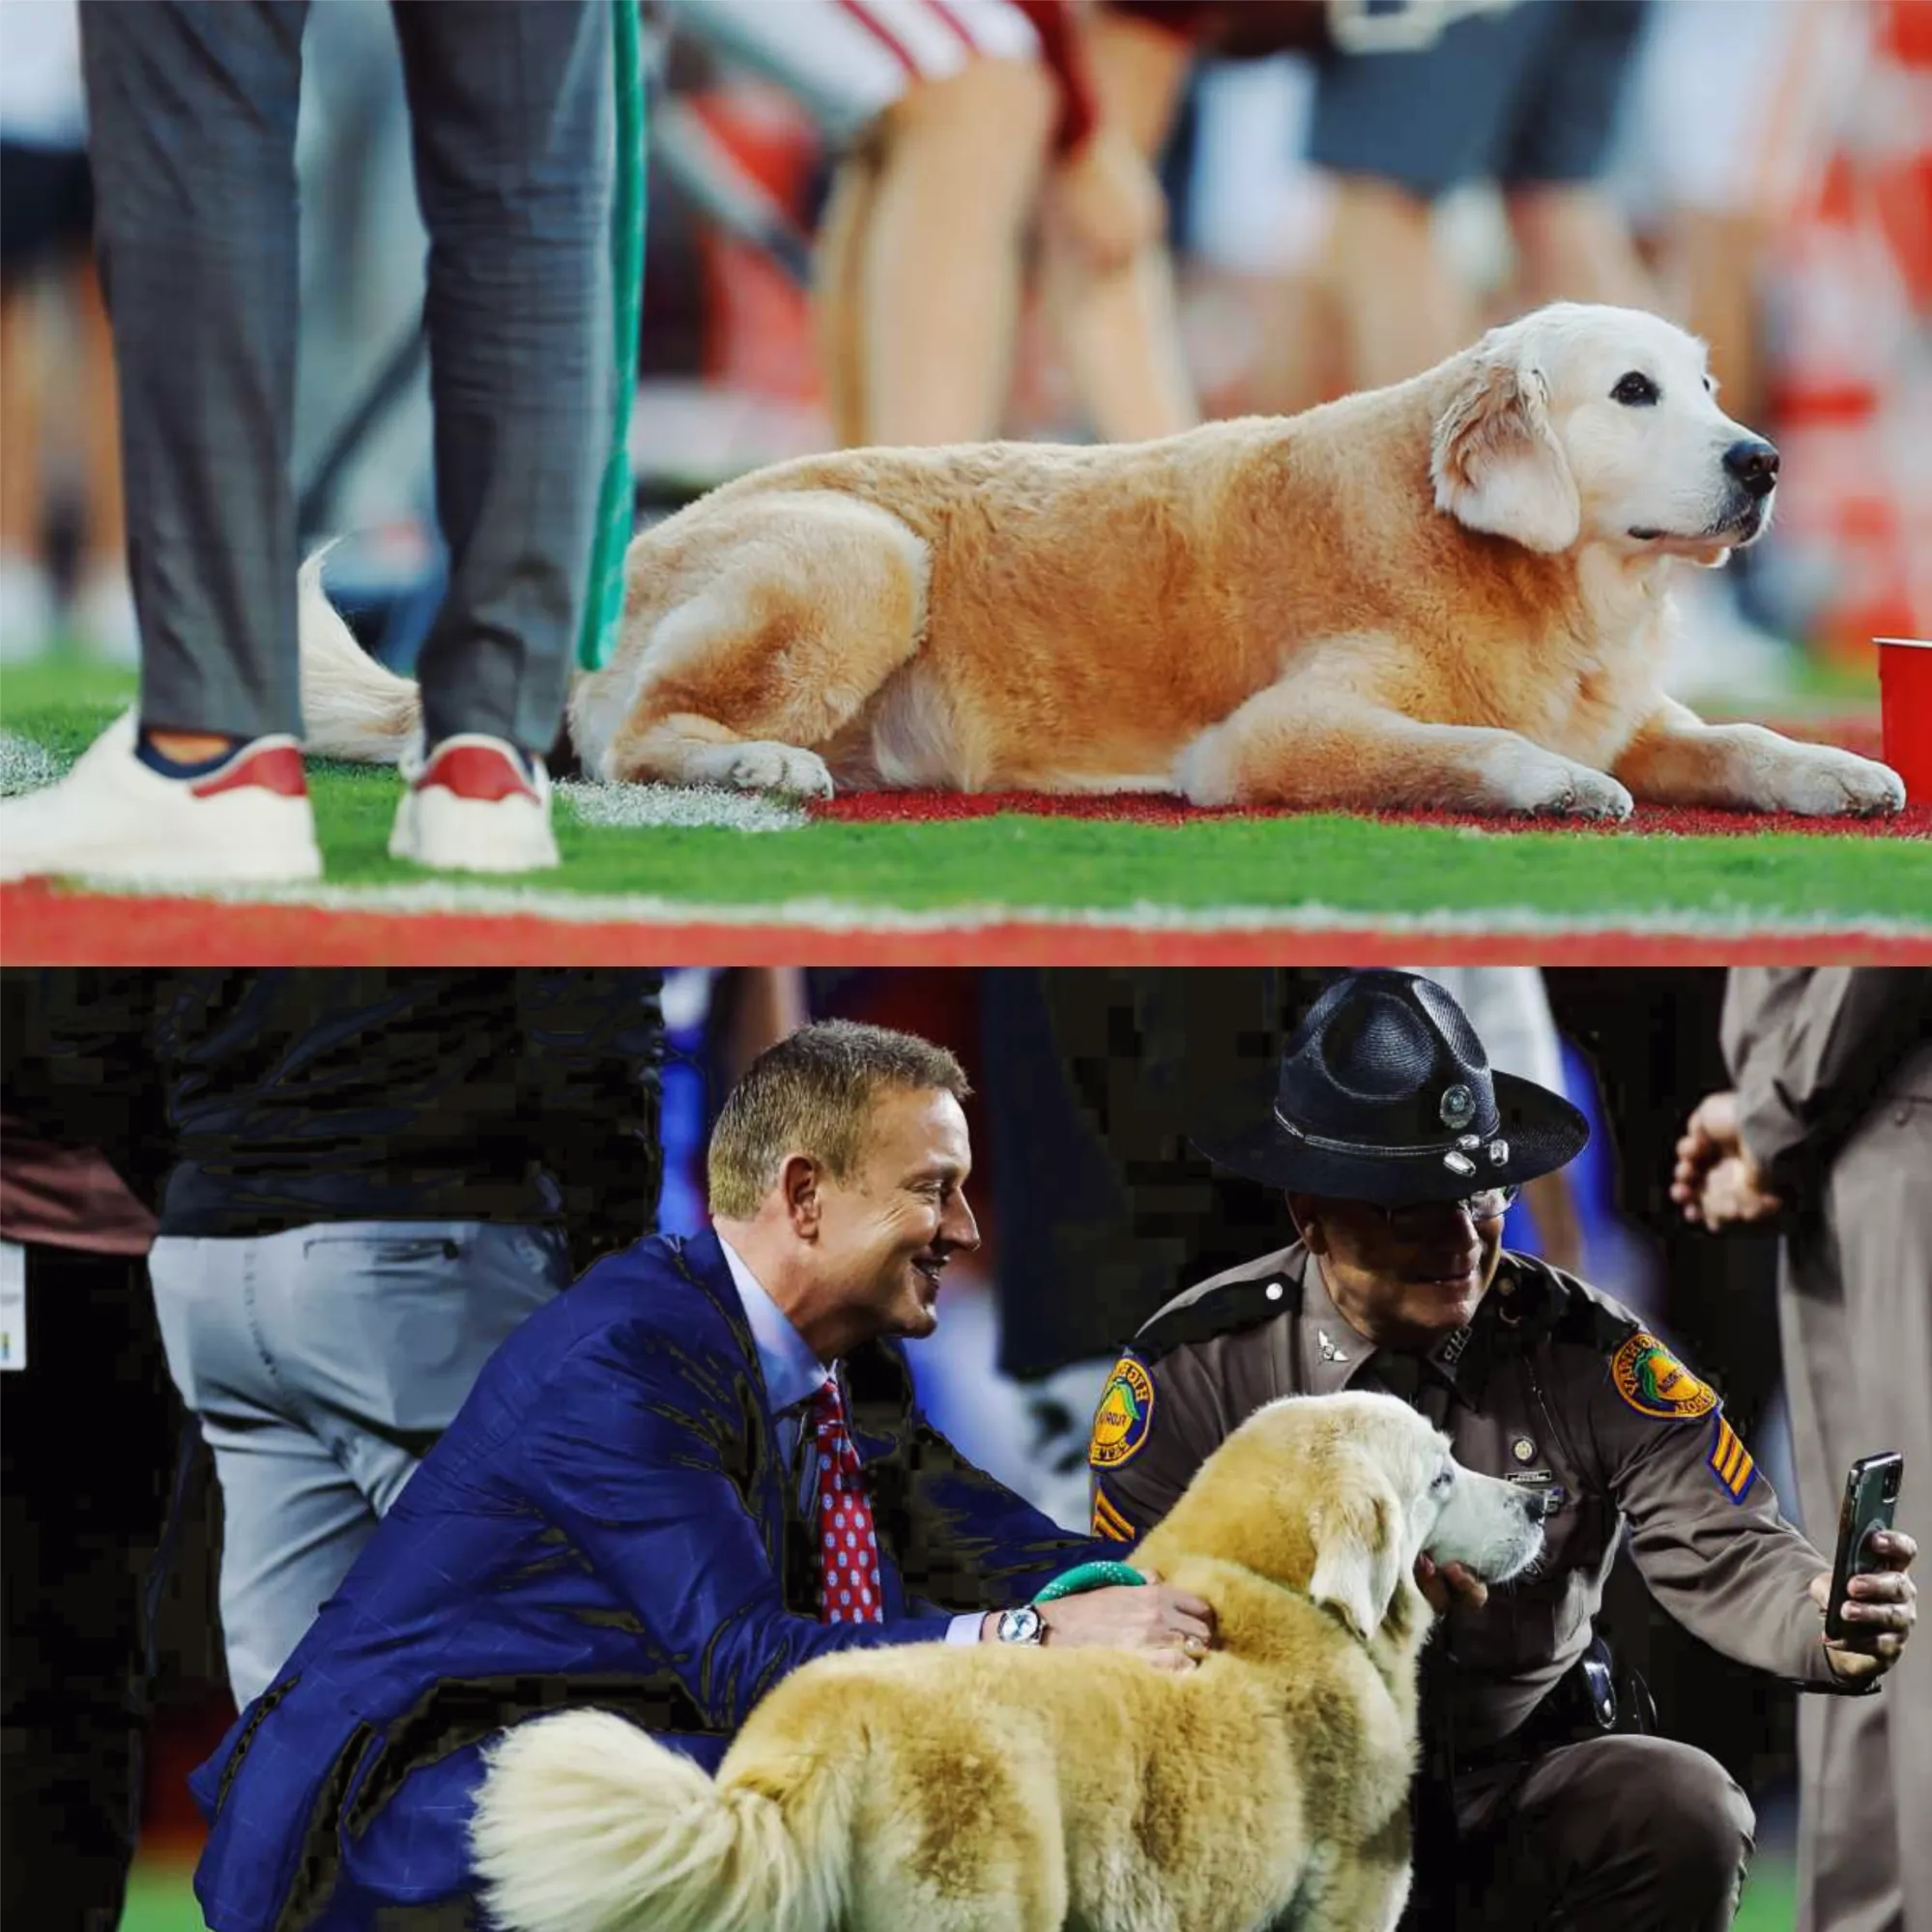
xmin=1022 ymin=1572 xmax=1217 ymax=1672
xmin=1416 ymin=1553 xmax=1489 ymax=1614
xmin=1808 ymin=1531 xmax=1918 ymax=1686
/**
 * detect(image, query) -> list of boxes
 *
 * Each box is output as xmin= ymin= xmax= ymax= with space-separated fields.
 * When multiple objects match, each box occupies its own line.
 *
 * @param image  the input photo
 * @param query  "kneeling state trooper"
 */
xmin=1085 ymin=970 xmax=1918 ymax=1931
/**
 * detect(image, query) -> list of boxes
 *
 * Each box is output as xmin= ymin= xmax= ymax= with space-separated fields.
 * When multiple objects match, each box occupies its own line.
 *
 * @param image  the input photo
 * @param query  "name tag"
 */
xmin=1507 ymin=1468 xmax=1567 ymax=1514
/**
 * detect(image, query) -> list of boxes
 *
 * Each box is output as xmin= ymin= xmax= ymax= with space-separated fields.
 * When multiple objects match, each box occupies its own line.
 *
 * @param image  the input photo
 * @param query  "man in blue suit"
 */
xmin=190 ymin=1020 xmax=1214 ymax=1930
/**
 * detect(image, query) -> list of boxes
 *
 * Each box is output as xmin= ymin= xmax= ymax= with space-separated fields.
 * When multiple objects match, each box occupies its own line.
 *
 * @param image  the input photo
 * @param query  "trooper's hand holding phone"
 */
xmin=1808 ymin=1531 xmax=1918 ymax=1685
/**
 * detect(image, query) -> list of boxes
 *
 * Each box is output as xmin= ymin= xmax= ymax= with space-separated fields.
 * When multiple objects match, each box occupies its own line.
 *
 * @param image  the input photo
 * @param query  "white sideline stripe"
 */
xmin=36 ymin=877 xmax=1930 ymax=937
xmin=556 ymin=779 xmax=808 ymax=834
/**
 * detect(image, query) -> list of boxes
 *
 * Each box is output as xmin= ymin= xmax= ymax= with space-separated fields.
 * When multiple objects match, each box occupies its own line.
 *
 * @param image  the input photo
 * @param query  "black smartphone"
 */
xmin=1824 ymin=1452 xmax=1904 ymax=1643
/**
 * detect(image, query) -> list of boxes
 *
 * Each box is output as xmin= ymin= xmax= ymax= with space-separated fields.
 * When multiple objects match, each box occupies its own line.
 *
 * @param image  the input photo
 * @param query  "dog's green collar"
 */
xmin=1035 ymin=1560 xmax=1147 ymax=1602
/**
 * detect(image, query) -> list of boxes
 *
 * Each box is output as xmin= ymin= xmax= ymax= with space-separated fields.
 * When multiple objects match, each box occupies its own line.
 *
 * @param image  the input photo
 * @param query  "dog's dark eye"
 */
xmin=1432 ymin=1469 xmax=1455 ymax=1491
xmin=1611 ymin=372 xmax=1658 ymax=407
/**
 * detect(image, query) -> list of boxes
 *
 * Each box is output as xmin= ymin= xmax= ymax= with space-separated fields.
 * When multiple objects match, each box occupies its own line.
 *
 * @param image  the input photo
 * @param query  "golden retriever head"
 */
xmin=1146 ymin=1391 xmax=1544 ymax=1646
xmin=1431 ymin=303 xmax=1778 ymax=564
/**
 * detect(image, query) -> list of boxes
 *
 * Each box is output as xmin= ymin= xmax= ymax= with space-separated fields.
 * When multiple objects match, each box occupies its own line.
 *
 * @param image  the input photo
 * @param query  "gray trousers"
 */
xmin=76 ymin=0 xmax=615 ymax=753
xmin=150 ymin=1220 xmax=569 ymax=1706
xmin=1782 ymin=1093 xmax=1932 ymax=1932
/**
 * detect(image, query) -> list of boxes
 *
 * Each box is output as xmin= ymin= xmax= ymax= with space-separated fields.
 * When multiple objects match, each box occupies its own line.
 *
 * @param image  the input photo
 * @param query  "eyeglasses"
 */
xmin=1370 ymin=1186 xmax=1519 ymax=1234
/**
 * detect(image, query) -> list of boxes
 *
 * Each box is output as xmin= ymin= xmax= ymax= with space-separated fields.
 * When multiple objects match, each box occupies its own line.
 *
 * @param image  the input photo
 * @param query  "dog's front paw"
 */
xmin=725 ymin=743 xmax=835 ymax=799
xmin=1485 ymin=747 xmax=1634 ymax=822
xmin=1769 ymin=749 xmax=1906 ymax=818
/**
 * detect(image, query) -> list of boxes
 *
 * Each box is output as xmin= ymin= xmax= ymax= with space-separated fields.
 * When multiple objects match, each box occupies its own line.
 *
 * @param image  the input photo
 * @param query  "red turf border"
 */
xmin=808 ymin=718 xmax=1929 ymax=834
xmin=6 ymin=884 xmax=1928 ymax=967
xmin=812 ymin=793 xmax=1931 ymax=835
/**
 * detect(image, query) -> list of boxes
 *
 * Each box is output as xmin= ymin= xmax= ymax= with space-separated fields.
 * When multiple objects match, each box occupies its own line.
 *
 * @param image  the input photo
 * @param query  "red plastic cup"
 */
xmin=1876 ymin=637 xmax=1932 ymax=803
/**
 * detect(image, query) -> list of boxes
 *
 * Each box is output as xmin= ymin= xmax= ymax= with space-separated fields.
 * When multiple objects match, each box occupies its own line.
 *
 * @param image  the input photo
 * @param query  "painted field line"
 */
xmin=5 ymin=882 xmax=1928 ymax=966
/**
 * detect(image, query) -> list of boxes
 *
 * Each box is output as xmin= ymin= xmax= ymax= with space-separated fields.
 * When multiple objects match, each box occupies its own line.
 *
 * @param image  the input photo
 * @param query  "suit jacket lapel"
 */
xmin=666 ymin=1232 xmax=791 ymax=1566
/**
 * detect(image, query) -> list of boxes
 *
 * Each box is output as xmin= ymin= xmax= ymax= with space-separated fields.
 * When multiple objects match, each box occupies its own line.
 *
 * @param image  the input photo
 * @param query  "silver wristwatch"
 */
xmin=995 ymin=1603 xmax=1045 ymax=1646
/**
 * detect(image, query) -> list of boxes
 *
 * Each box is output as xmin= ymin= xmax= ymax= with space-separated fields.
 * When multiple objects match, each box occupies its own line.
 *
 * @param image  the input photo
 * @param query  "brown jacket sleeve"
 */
xmin=1087 ymin=1347 xmax=1223 ymax=1544
xmin=1721 ymin=967 xmax=1932 ymax=1190
xmin=1581 ymin=1332 xmax=1838 ymax=1686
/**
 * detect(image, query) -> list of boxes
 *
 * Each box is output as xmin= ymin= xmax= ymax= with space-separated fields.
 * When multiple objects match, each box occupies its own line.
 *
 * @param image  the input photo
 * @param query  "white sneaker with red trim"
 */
xmin=389 ymin=734 xmax=560 ymax=874
xmin=0 ymin=711 xmax=323 ymax=885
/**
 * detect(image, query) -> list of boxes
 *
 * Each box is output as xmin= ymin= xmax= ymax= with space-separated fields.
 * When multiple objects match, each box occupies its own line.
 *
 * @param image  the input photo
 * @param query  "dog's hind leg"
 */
xmin=1290 ymin=1819 xmax=1411 ymax=1932
xmin=843 ymin=1738 xmax=1070 ymax=1932
xmin=1175 ymin=668 xmax=1635 ymax=820
xmin=578 ymin=493 xmax=929 ymax=795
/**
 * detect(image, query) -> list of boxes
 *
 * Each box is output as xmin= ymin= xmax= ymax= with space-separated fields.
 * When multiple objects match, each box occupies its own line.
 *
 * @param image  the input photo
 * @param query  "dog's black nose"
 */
xmin=1723 ymin=439 xmax=1780 ymax=500
xmin=1520 ymin=1488 xmax=1553 ymax=1524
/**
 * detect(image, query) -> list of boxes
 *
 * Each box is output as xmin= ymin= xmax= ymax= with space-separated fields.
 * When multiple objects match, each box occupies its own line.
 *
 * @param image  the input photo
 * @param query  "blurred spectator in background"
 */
xmin=1609 ymin=0 xmax=1860 ymax=706
xmin=665 ymin=0 xmax=1193 ymax=447
xmin=0 ymin=0 xmax=133 ymax=666
xmin=1674 ymin=966 xmax=1932 ymax=1932
xmin=0 ymin=0 xmax=619 ymax=888
xmin=1310 ymin=0 xmax=1654 ymax=392
xmin=2 ymin=969 xmax=180 ymax=1932
xmin=91 ymin=969 xmax=665 ymax=1708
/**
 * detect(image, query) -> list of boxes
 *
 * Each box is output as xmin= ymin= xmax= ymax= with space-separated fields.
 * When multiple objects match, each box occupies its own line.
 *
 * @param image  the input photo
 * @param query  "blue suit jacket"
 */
xmin=190 ymin=1230 xmax=1112 ymax=1930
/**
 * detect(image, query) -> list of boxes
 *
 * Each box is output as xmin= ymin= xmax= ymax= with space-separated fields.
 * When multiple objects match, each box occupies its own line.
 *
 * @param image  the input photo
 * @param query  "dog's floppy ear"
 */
xmin=1308 ymin=1471 xmax=1405 ymax=1643
xmin=1431 ymin=344 xmax=1581 ymax=554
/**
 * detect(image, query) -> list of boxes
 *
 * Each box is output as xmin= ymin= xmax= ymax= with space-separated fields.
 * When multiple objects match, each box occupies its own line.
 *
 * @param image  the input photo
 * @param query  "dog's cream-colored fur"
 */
xmin=300 ymin=303 xmax=1902 ymax=821
xmin=468 ymin=1392 xmax=1544 ymax=1932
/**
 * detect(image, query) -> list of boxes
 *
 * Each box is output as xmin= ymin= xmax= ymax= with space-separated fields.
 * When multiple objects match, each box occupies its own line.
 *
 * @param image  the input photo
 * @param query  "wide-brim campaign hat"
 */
xmin=1190 ymin=969 xmax=1589 ymax=1204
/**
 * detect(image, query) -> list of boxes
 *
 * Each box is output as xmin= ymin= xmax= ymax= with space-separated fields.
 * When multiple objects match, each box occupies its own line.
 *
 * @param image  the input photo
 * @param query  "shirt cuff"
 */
xmin=945 ymin=1612 xmax=986 ymax=1645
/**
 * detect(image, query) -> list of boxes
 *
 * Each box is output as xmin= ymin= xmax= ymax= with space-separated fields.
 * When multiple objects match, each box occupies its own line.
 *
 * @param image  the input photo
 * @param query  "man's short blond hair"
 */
xmin=707 ymin=1020 xmax=971 ymax=1220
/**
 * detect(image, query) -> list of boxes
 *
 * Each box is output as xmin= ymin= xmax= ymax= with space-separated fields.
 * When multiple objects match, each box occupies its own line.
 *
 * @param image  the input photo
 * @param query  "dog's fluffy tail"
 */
xmin=296 ymin=551 xmax=420 ymax=764
xmin=470 ymin=1710 xmax=843 ymax=1932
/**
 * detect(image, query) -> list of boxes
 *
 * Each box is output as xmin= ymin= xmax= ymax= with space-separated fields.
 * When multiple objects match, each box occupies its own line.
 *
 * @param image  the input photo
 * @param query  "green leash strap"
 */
xmin=1033 ymin=1560 xmax=1147 ymax=1603
xmin=578 ymin=0 xmax=648 ymax=673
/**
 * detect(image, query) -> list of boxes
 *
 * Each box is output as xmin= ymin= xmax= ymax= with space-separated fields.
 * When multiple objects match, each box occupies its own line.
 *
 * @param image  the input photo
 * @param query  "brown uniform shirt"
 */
xmin=1088 ymin=1244 xmax=1839 ymax=1750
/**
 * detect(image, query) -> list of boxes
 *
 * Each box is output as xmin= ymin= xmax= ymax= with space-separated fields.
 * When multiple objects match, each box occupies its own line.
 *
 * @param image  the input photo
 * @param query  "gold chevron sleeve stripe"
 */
xmin=1091 ymin=1487 xmax=1136 ymax=1543
xmin=1709 ymin=1419 xmax=1755 ymax=1498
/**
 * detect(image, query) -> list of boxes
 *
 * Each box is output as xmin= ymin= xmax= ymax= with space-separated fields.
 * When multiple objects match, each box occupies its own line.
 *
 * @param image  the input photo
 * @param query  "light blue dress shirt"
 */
xmin=718 ymin=1237 xmax=983 ymax=1644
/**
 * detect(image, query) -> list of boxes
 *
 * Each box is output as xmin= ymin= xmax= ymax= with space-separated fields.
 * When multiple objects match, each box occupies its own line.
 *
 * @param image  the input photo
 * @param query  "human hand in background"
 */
xmin=1670 ymin=1090 xmax=1785 ymax=1230
xmin=1044 ymin=126 xmax=1168 ymax=275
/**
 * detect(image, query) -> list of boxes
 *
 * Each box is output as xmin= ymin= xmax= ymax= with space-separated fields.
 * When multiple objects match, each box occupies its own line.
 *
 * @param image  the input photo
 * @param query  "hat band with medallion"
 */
xmin=1193 ymin=970 xmax=1588 ymax=1206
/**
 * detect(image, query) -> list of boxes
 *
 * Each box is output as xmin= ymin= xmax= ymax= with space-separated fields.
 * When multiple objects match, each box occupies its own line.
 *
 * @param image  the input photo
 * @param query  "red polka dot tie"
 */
xmin=811 ymin=1378 xmax=883 ymax=1625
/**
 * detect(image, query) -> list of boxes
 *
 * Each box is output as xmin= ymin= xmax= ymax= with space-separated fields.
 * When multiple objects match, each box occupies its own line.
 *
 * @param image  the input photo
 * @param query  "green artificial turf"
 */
xmin=113 ymin=1851 xmax=1802 ymax=1930
xmin=4 ymin=656 xmax=1923 ymax=928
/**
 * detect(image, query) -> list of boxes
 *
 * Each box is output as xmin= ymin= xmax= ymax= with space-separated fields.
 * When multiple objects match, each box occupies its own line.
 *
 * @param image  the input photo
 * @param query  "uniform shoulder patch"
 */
xmin=1708 ymin=1415 xmax=1758 ymax=1503
xmin=1088 ymin=1353 xmax=1156 ymax=1470
xmin=1609 ymin=1331 xmax=1719 ymax=1421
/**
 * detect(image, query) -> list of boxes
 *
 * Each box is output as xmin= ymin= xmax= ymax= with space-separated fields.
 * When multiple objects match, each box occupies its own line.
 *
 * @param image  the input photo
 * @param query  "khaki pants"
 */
xmin=1781 ymin=1093 xmax=1932 ymax=1932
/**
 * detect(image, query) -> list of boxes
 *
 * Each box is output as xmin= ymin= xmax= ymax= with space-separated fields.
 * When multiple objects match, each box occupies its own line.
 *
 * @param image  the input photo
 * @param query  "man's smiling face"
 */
xmin=818 ymin=1084 xmax=978 ymax=1342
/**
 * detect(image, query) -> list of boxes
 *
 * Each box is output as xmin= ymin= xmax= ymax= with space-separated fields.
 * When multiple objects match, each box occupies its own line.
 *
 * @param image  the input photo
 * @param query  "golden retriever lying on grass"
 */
xmin=301 ymin=303 xmax=1902 ymax=822
xmin=467 ymin=1392 xmax=1544 ymax=1932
